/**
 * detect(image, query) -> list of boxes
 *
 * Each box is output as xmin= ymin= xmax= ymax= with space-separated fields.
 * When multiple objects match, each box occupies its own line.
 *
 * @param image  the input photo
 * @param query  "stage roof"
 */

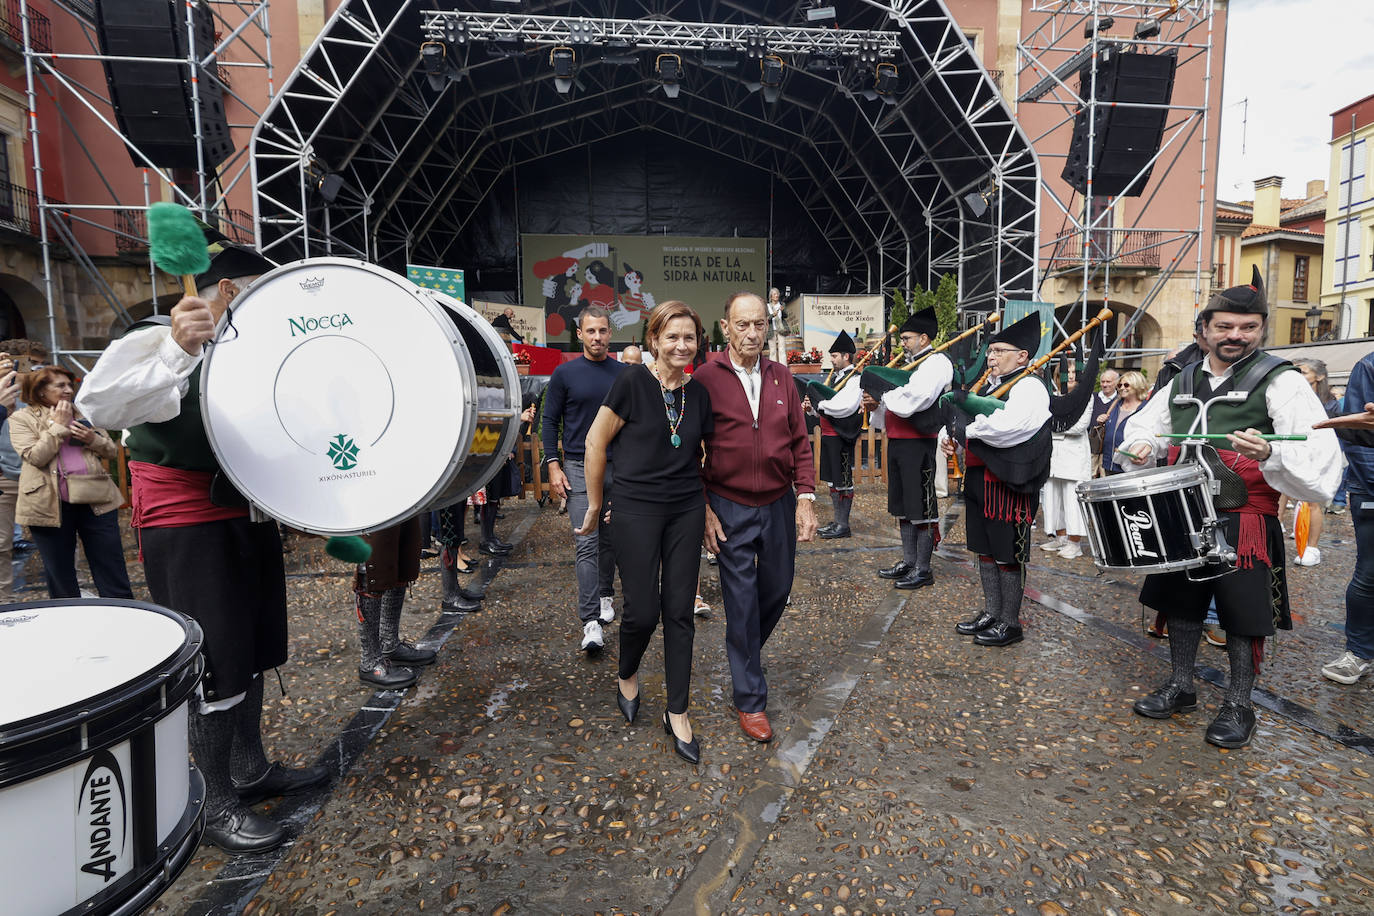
xmin=252 ymin=0 xmax=1039 ymax=310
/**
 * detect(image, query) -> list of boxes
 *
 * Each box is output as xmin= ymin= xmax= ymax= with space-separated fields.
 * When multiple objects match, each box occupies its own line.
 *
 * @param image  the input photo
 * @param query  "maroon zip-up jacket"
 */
xmin=695 ymin=352 xmax=816 ymax=507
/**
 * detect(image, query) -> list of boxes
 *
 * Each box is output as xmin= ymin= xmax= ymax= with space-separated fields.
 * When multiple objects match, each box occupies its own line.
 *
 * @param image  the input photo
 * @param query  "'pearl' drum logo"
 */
xmin=1119 ymin=506 xmax=1160 ymax=560
xmin=327 ymin=433 xmax=360 ymax=470
xmin=76 ymin=748 xmax=130 ymax=890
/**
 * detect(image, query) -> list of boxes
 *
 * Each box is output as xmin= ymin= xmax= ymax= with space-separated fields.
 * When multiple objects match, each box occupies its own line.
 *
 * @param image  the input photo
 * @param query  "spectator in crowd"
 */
xmin=621 ymin=344 xmax=643 ymax=365
xmin=540 ymin=306 xmax=626 ymax=654
xmin=491 ymin=306 xmax=524 ymax=345
xmin=765 ymin=287 xmax=789 ymax=364
xmin=0 ymin=355 xmax=21 ymax=603
xmin=1152 ymin=316 xmax=1208 ymax=394
xmin=579 ymin=300 xmax=712 ymax=764
xmin=1089 ymin=367 xmax=1119 ymax=477
xmin=1318 ymin=354 xmax=1374 ymax=683
xmin=1100 ymin=371 xmax=1148 ymax=475
xmin=695 ymin=291 xmax=817 ymax=743
xmin=1288 ymin=358 xmax=1342 ymax=567
xmin=1040 ymin=366 xmax=1093 ymax=559
xmin=10 ymin=366 xmax=133 ymax=599
xmin=1332 ymin=383 xmax=1350 ymax=513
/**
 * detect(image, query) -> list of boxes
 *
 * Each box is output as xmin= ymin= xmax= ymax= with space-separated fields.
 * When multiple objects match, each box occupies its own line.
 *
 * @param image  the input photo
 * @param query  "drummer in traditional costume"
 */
xmin=76 ymin=243 xmax=327 ymax=852
xmin=862 ymin=308 xmax=951 ymax=589
xmin=810 ymin=331 xmax=862 ymax=539
xmin=1119 ymin=266 xmax=1341 ymax=748
xmin=942 ymin=313 xmax=1052 ymax=646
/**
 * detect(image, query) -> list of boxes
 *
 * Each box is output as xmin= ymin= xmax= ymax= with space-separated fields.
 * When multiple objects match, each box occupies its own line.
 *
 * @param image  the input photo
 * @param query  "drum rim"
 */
xmin=421 ymin=290 xmax=524 ymax=508
xmin=1076 ymin=462 xmax=1208 ymax=499
xmin=199 ymin=257 xmax=482 ymax=536
xmin=0 ymin=599 xmax=203 ymax=788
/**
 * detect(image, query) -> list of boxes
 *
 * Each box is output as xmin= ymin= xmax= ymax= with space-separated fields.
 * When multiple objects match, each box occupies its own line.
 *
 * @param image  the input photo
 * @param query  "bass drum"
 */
xmin=0 ymin=600 xmax=204 ymax=916
xmin=199 ymin=257 xmax=521 ymax=535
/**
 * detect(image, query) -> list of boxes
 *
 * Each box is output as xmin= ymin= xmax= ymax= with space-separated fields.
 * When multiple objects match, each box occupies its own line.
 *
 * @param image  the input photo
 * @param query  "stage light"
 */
xmin=857 ymin=37 xmax=880 ymax=65
xmin=703 ymin=43 xmax=739 ymax=69
xmin=314 ymin=172 xmax=344 ymax=203
xmin=962 ymin=182 xmax=997 ymax=218
xmin=873 ymin=61 xmax=899 ymax=97
xmin=760 ymin=54 xmax=784 ymax=103
xmin=444 ymin=19 xmax=468 ymax=45
xmin=806 ymin=3 xmax=836 ymax=22
xmin=486 ymin=37 xmax=524 ymax=58
xmin=806 ymin=48 xmax=843 ymax=73
xmin=1134 ymin=19 xmax=1161 ymax=40
xmin=655 ymin=53 xmax=682 ymax=98
xmin=746 ymin=29 xmax=767 ymax=60
xmin=569 ymin=20 xmax=597 ymax=44
xmin=1084 ymin=15 xmax=1114 ymax=38
xmin=550 ymin=45 xmax=576 ymax=94
xmin=421 ymin=41 xmax=448 ymax=92
xmin=602 ymin=39 xmax=638 ymax=65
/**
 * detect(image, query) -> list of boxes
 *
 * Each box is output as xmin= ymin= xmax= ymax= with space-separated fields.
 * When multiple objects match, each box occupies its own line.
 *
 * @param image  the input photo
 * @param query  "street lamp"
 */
xmin=1304 ymin=305 xmax=1323 ymax=341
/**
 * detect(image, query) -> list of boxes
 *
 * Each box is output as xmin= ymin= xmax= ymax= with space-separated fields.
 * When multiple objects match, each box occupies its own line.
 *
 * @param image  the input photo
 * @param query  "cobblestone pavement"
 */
xmin=68 ymin=491 xmax=1371 ymax=915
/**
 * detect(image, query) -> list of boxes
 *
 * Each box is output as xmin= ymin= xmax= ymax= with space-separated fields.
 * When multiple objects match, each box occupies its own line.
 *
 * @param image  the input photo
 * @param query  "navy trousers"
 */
xmin=710 ymin=490 xmax=796 ymax=713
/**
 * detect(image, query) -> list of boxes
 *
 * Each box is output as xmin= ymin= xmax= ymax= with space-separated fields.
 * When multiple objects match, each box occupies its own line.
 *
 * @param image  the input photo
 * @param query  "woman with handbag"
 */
xmin=10 ymin=366 xmax=133 ymax=599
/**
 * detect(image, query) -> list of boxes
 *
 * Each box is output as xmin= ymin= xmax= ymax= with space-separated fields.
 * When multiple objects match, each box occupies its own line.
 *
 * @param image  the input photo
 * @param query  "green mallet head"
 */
xmin=325 ymin=535 xmax=372 ymax=564
xmin=147 ymin=202 xmax=209 ymax=289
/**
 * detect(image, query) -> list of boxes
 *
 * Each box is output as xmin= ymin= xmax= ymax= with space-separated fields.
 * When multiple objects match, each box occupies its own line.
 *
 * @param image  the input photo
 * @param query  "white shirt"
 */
xmin=817 ymin=371 xmax=863 ymax=419
xmin=75 ymin=325 xmax=201 ymax=430
xmin=966 ymin=375 xmax=1051 ymax=448
xmin=1121 ymin=357 xmax=1342 ymax=504
xmin=729 ymin=356 xmax=763 ymax=422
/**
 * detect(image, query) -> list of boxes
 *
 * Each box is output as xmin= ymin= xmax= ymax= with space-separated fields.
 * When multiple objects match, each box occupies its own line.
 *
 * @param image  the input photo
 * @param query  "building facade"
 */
xmin=1322 ymin=93 xmax=1374 ymax=339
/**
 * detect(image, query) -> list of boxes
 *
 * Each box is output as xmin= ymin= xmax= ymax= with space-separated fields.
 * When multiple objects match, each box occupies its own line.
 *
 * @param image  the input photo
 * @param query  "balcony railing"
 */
xmin=1049 ymin=229 xmax=1162 ymax=270
xmin=0 ymin=0 xmax=51 ymax=53
xmin=0 ymin=180 xmax=69 ymax=237
xmin=114 ymin=208 xmax=147 ymax=252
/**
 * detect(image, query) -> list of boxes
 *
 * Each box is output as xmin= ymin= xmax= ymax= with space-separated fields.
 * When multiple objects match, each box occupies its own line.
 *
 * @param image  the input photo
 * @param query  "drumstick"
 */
xmin=1155 ymin=433 xmax=1307 ymax=441
xmin=147 ymin=202 xmax=209 ymax=297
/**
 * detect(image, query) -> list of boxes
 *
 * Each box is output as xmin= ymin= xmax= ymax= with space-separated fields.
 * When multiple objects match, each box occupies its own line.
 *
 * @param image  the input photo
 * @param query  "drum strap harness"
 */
xmin=1167 ymin=447 xmax=1279 ymax=569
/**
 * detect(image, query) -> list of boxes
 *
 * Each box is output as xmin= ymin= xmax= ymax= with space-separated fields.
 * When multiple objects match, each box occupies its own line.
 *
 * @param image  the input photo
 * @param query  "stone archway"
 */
xmin=1055 ymin=299 xmax=1164 ymax=374
xmin=0 ymin=273 xmax=50 ymax=350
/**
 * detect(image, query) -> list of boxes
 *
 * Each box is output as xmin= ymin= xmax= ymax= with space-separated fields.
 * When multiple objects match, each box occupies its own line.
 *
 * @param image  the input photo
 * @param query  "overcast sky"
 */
xmin=1216 ymin=0 xmax=1374 ymax=202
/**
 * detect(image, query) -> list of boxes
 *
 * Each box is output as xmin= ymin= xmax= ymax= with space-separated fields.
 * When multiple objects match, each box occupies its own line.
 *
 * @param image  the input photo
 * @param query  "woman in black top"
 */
xmin=578 ymin=300 xmax=712 ymax=764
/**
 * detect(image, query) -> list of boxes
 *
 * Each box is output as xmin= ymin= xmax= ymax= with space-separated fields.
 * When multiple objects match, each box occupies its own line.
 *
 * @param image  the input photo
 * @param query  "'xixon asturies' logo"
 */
xmin=327 ymin=434 xmax=360 ymax=470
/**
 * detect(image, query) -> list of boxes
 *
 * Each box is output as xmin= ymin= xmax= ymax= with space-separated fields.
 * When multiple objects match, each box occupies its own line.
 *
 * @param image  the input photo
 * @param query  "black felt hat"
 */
xmin=901 ymin=306 xmax=938 ymax=338
xmin=989 ymin=312 xmax=1042 ymax=355
xmin=196 ymin=242 xmax=277 ymax=288
xmin=1201 ymin=264 xmax=1268 ymax=319
xmin=829 ymin=329 xmax=856 ymax=354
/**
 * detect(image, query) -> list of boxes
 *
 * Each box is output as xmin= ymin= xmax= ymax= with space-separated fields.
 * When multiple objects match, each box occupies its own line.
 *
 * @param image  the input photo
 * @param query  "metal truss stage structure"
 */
xmin=252 ymin=0 xmax=1040 ymax=317
xmin=1018 ymin=0 xmax=1218 ymax=355
xmin=15 ymin=0 xmax=275 ymax=371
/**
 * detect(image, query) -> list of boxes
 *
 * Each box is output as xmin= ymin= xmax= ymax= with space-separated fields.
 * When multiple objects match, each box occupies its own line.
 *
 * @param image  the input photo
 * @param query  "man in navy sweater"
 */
xmin=697 ymin=291 xmax=817 ymax=743
xmin=541 ymin=306 xmax=625 ymax=654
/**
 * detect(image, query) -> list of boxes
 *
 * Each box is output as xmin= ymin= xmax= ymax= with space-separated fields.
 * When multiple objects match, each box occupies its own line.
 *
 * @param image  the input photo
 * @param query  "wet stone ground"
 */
xmin=52 ymin=491 xmax=1372 ymax=915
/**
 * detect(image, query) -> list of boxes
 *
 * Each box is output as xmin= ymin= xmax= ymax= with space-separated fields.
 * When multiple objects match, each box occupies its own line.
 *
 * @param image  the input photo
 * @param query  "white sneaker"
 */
xmin=1040 ymin=536 xmax=1066 ymax=552
xmin=1297 ymin=546 xmax=1322 ymax=567
xmin=580 ymin=620 xmax=604 ymax=653
xmin=1322 ymin=650 xmax=1373 ymax=685
xmin=1058 ymin=541 xmax=1083 ymax=559
xmin=599 ymin=596 xmax=615 ymax=624
xmin=693 ymin=595 xmax=711 ymax=617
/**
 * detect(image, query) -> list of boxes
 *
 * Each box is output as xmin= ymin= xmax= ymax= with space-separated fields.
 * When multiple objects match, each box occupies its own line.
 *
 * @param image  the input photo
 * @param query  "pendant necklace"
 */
xmin=653 ymin=364 xmax=687 ymax=448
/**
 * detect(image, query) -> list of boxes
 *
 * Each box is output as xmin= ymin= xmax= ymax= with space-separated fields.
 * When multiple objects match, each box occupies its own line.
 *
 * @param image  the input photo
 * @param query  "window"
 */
xmin=1289 ymin=317 xmax=1305 ymax=344
xmin=1339 ymin=137 xmax=1367 ymax=208
xmin=1335 ymin=217 xmax=1363 ymax=287
xmin=0 ymin=136 xmax=12 ymax=224
xmin=1293 ymin=255 xmax=1309 ymax=302
xmin=1318 ymin=319 xmax=1333 ymax=340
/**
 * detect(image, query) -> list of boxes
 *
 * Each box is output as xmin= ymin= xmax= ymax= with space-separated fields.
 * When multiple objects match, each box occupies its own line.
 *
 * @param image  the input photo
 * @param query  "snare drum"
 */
xmin=199 ymin=258 xmax=522 ymax=535
xmin=1076 ymin=463 xmax=1222 ymax=572
xmin=0 ymin=600 xmax=204 ymax=916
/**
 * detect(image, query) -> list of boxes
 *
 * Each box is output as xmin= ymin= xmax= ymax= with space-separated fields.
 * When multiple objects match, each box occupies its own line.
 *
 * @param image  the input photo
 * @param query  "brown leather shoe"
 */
xmin=737 ymin=710 xmax=773 ymax=742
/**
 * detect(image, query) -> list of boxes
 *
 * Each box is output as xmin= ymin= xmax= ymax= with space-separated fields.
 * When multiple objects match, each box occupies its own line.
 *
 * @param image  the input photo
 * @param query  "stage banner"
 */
xmin=473 ymin=300 xmax=544 ymax=346
xmin=1002 ymin=300 xmax=1055 ymax=361
xmin=799 ymin=294 xmax=885 ymax=360
xmin=407 ymin=263 xmax=466 ymax=302
xmin=522 ymin=234 xmax=766 ymax=341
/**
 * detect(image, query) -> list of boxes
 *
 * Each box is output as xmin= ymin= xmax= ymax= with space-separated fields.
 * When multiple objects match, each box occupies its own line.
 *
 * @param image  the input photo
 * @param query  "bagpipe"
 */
xmin=809 ymin=324 xmax=898 ymax=403
xmin=803 ymin=325 xmax=899 ymax=440
xmin=859 ymin=312 xmax=1001 ymax=400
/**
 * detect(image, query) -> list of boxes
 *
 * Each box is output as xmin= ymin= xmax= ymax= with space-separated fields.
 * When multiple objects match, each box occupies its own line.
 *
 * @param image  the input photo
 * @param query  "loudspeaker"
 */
xmin=1061 ymin=49 xmax=1176 ymax=198
xmin=96 ymin=0 xmax=234 ymax=169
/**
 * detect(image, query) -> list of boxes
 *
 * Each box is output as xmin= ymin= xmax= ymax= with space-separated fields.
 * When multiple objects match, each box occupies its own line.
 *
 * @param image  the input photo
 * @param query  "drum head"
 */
xmin=0 ymin=601 xmax=193 ymax=726
xmin=200 ymin=258 xmax=477 ymax=535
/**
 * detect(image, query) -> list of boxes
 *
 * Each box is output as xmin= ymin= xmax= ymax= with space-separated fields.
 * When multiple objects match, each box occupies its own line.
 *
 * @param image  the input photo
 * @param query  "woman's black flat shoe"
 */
xmin=616 ymin=687 xmax=639 ymax=724
xmin=663 ymin=713 xmax=700 ymax=765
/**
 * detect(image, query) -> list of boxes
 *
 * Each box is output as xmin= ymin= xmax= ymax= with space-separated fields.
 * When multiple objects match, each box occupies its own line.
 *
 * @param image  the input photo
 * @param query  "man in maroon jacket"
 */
xmin=698 ymin=291 xmax=818 ymax=743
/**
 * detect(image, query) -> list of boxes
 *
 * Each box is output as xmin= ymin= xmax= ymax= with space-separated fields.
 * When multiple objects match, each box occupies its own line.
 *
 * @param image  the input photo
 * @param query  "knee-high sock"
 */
xmin=1165 ymin=615 xmax=1204 ymax=690
xmin=900 ymin=521 xmax=919 ymax=566
xmin=835 ymin=493 xmax=854 ymax=529
xmin=977 ymin=558 xmax=1001 ymax=619
xmin=229 ymin=676 xmax=270 ymax=783
xmin=481 ymin=501 xmax=499 ymax=543
xmin=357 ymin=592 xmax=385 ymax=669
xmin=1224 ymin=634 xmax=1257 ymax=708
xmin=190 ymin=709 xmax=241 ymax=818
xmin=914 ymin=523 xmax=935 ymax=574
xmin=828 ymin=489 xmax=843 ymax=524
xmin=379 ymin=585 xmax=408 ymax=654
xmin=441 ymin=549 xmax=462 ymax=606
xmin=996 ymin=563 xmax=1023 ymax=625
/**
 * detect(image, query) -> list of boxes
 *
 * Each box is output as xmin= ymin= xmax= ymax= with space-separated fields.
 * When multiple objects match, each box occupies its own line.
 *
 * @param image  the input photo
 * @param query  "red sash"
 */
xmin=129 ymin=460 xmax=248 ymax=529
xmin=1167 ymin=446 xmax=1280 ymax=568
